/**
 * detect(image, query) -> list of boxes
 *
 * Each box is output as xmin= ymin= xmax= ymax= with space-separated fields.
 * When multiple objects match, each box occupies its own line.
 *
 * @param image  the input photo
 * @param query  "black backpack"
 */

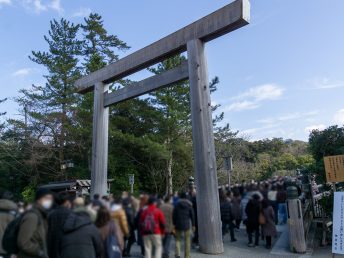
xmin=2 ymin=209 xmax=40 ymax=255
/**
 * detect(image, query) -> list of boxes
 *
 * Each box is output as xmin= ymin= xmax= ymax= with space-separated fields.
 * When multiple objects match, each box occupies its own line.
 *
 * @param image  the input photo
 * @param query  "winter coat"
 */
xmin=139 ymin=204 xmax=166 ymax=236
xmin=61 ymin=211 xmax=102 ymax=258
xmin=124 ymin=205 xmax=136 ymax=242
xmin=159 ymin=203 xmax=174 ymax=233
xmin=276 ymin=190 xmax=287 ymax=204
xmin=231 ymin=196 xmax=242 ymax=220
xmin=245 ymin=199 xmax=260 ymax=230
xmin=98 ymin=221 xmax=124 ymax=258
xmin=17 ymin=205 xmax=48 ymax=258
xmin=262 ymin=206 xmax=277 ymax=237
xmin=172 ymin=199 xmax=195 ymax=231
xmin=47 ymin=206 xmax=72 ymax=258
xmin=220 ymin=199 xmax=233 ymax=223
xmin=111 ymin=205 xmax=129 ymax=237
xmin=0 ymin=199 xmax=17 ymax=255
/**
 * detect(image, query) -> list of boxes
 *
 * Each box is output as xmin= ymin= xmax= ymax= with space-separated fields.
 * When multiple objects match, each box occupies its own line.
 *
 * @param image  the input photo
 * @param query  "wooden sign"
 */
xmin=324 ymin=155 xmax=344 ymax=183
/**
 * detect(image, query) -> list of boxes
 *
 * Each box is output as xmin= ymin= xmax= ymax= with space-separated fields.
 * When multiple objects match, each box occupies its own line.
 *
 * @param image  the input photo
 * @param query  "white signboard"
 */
xmin=333 ymin=192 xmax=344 ymax=254
xmin=129 ymin=174 xmax=135 ymax=185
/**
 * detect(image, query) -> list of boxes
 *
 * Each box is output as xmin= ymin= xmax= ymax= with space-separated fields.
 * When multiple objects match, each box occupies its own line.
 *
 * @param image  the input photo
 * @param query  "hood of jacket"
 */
xmin=177 ymin=199 xmax=192 ymax=208
xmin=0 ymin=199 xmax=17 ymax=211
xmin=63 ymin=211 xmax=92 ymax=233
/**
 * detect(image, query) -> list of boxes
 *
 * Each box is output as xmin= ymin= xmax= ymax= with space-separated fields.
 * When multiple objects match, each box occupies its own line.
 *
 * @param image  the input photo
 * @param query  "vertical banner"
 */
xmin=333 ymin=192 xmax=344 ymax=254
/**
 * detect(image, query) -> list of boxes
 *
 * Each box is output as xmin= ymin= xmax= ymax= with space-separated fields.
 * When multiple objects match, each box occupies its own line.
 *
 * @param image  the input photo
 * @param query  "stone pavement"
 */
xmin=129 ymin=224 xmax=332 ymax=258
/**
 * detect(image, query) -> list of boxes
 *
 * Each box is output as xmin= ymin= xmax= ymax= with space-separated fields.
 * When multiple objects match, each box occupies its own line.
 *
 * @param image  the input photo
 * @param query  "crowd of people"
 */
xmin=0 ymin=176 xmax=290 ymax=258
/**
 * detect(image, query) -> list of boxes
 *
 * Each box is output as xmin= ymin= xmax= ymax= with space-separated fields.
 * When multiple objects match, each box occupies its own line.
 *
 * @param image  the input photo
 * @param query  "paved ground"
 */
xmin=129 ymin=225 xmax=333 ymax=258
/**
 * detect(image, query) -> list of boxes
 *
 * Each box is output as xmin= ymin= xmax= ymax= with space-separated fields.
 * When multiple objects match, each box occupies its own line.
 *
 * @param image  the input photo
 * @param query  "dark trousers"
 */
xmin=222 ymin=220 xmax=235 ymax=241
xmin=235 ymin=219 xmax=241 ymax=229
xmin=266 ymin=236 xmax=272 ymax=247
xmin=162 ymin=233 xmax=173 ymax=258
xmin=248 ymin=225 xmax=259 ymax=245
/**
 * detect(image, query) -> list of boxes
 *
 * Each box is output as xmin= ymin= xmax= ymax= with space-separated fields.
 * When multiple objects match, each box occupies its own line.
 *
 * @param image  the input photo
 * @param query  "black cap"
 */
xmin=35 ymin=188 xmax=52 ymax=201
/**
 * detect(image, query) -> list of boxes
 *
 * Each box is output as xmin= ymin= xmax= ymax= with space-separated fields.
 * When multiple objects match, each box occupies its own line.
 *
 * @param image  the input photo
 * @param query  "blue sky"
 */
xmin=0 ymin=0 xmax=344 ymax=141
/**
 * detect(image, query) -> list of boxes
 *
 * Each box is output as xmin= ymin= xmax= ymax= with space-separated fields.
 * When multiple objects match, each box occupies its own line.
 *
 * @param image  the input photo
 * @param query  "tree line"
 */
xmin=0 ymin=13 xmax=332 ymax=201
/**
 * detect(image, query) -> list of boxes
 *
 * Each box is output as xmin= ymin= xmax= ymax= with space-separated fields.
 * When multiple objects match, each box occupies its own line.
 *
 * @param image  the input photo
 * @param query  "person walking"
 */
xmin=159 ymin=196 xmax=174 ymax=258
xmin=61 ymin=208 xmax=102 ymax=258
xmin=219 ymin=190 xmax=236 ymax=242
xmin=231 ymin=189 xmax=242 ymax=229
xmin=276 ymin=185 xmax=287 ymax=225
xmin=17 ymin=188 xmax=54 ymax=258
xmin=267 ymin=185 xmax=278 ymax=224
xmin=96 ymin=206 xmax=124 ymax=258
xmin=139 ymin=196 xmax=165 ymax=258
xmin=261 ymin=200 xmax=277 ymax=249
xmin=245 ymin=194 xmax=261 ymax=247
xmin=172 ymin=193 xmax=195 ymax=258
xmin=111 ymin=198 xmax=129 ymax=240
xmin=122 ymin=198 xmax=136 ymax=257
xmin=0 ymin=191 xmax=17 ymax=258
xmin=47 ymin=192 xmax=72 ymax=258
xmin=135 ymin=194 xmax=149 ymax=257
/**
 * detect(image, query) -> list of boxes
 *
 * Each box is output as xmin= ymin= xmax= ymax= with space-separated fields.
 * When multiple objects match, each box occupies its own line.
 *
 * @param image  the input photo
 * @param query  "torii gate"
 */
xmin=75 ymin=0 xmax=250 ymax=254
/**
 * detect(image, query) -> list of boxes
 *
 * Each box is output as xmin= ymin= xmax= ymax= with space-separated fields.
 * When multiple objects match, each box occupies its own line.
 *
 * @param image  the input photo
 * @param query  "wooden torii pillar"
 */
xmin=75 ymin=0 xmax=250 ymax=254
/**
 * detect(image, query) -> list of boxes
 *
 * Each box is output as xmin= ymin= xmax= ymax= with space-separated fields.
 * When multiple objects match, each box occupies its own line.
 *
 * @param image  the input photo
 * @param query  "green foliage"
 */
xmin=22 ymin=185 xmax=35 ymax=203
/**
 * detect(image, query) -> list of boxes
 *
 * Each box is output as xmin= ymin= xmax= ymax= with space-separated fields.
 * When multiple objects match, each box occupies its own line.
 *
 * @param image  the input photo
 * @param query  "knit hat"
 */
xmin=35 ymin=188 xmax=52 ymax=201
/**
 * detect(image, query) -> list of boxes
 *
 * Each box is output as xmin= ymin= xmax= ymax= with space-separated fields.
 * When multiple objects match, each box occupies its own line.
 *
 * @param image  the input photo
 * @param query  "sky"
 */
xmin=0 ymin=0 xmax=344 ymax=141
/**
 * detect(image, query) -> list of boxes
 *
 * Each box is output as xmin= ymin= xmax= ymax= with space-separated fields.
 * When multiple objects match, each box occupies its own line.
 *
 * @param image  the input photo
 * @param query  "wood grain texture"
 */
xmin=91 ymin=82 xmax=109 ymax=197
xmin=75 ymin=0 xmax=250 ymax=93
xmin=287 ymin=199 xmax=307 ymax=253
xmin=103 ymin=61 xmax=189 ymax=107
xmin=187 ymin=39 xmax=224 ymax=254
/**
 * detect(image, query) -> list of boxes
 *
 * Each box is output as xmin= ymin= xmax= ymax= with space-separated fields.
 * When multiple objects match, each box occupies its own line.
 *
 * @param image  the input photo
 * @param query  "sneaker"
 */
xmin=231 ymin=239 xmax=237 ymax=242
xmin=248 ymin=243 xmax=255 ymax=247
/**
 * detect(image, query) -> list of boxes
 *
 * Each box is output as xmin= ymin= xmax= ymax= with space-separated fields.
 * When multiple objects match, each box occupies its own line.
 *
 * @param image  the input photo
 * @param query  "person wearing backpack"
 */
xmin=96 ymin=206 xmax=124 ymax=258
xmin=17 ymin=188 xmax=54 ymax=258
xmin=139 ymin=196 xmax=165 ymax=258
xmin=172 ymin=192 xmax=194 ymax=258
xmin=0 ymin=191 xmax=17 ymax=258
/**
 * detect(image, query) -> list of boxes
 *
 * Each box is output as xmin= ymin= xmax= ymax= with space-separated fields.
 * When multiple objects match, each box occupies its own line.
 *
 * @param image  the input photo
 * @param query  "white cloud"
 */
xmin=233 ymin=84 xmax=284 ymax=102
xmin=224 ymin=101 xmax=259 ymax=112
xmin=304 ymin=124 xmax=326 ymax=133
xmin=0 ymin=0 xmax=11 ymax=6
xmin=308 ymin=77 xmax=344 ymax=90
xmin=223 ymin=83 xmax=284 ymax=112
xmin=334 ymin=109 xmax=344 ymax=125
xmin=12 ymin=68 xmax=31 ymax=77
xmin=49 ymin=0 xmax=63 ymax=14
xmin=258 ymin=110 xmax=319 ymax=125
xmin=72 ymin=7 xmax=91 ymax=18
xmin=22 ymin=0 xmax=63 ymax=14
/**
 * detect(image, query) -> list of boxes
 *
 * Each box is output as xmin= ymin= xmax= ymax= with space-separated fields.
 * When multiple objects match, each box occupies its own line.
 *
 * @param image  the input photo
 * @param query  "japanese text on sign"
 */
xmin=324 ymin=155 xmax=344 ymax=183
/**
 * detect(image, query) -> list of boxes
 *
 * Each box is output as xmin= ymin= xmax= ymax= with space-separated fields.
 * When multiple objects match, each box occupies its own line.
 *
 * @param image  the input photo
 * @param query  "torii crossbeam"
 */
xmin=75 ymin=0 xmax=250 ymax=254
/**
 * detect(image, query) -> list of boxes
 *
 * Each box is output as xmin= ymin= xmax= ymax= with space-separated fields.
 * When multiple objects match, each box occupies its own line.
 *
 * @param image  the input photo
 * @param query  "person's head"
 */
xmin=93 ymin=194 xmax=100 ymax=200
xmin=219 ymin=189 xmax=227 ymax=201
xmin=147 ymin=196 xmax=157 ymax=206
xmin=35 ymin=188 xmax=54 ymax=210
xmin=179 ymin=192 xmax=187 ymax=199
xmin=95 ymin=206 xmax=111 ymax=228
xmin=139 ymin=194 xmax=149 ymax=208
xmin=164 ymin=195 xmax=171 ymax=204
xmin=73 ymin=197 xmax=85 ymax=208
xmin=56 ymin=192 xmax=72 ymax=209
xmin=252 ymin=194 xmax=260 ymax=202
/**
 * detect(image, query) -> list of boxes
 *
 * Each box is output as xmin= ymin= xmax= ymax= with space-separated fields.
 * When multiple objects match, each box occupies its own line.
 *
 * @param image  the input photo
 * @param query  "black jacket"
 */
xmin=245 ymin=199 xmax=260 ymax=229
xmin=61 ymin=211 xmax=102 ymax=258
xmin=220 ymin=199 xmax=233 ymax=222
xmin=173 ymin=199 xmax=195 ymax=231
xmin=47 ymin=206 xmax=72 ymax=258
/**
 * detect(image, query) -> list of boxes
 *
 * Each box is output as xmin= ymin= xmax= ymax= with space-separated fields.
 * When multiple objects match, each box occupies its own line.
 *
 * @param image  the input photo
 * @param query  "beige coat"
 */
xmin=160 ymin=202 xmax=174 ymax=233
